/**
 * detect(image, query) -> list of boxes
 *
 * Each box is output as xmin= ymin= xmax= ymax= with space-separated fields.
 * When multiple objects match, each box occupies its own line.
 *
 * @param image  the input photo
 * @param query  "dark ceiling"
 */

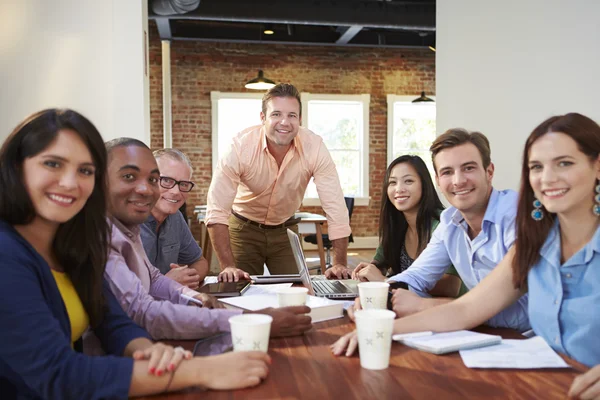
xmin=148 ymin=0 xmax=436 ymax=49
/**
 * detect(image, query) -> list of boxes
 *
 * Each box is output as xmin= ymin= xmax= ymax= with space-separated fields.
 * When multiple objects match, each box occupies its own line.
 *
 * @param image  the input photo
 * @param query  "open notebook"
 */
xmin=394 ymin=330 xmax=502 ymax=355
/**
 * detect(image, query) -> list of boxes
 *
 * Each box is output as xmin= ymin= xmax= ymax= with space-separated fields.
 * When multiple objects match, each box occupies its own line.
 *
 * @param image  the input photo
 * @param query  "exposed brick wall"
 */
xmin=148 ymin=23 xmax=435 ymax=240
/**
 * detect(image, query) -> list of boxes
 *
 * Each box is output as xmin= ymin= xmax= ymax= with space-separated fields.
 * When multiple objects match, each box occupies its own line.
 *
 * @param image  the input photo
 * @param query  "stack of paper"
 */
xmin=219 ymin=284 xmax=344 ymax=323
xmin=459 ymin=336 xmax=570 ymax=369
xmin=394 ymin=330 xmax=502 ymax=355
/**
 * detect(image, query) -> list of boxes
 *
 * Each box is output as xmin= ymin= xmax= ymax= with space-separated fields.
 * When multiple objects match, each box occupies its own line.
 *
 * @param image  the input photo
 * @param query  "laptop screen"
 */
xmin=286 ymin=229 xmax=316 ymax=296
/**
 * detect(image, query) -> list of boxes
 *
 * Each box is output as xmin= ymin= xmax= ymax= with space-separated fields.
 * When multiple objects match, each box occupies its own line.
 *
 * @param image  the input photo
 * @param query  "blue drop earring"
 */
xmin=593 ymin=184 xmax=600 ymax=216
xmin=531 ymin=198 xmax=544 ymax=221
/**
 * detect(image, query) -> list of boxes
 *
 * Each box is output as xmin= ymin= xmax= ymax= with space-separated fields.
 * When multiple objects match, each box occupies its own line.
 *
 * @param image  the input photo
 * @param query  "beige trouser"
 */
xmin=228 ymin=214 xmax=299 ymax=275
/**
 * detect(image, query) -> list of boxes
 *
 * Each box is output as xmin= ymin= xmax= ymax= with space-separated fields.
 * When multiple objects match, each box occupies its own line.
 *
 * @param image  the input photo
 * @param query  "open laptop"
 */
xmin=287 ymin=229 xmax=358 ymax=299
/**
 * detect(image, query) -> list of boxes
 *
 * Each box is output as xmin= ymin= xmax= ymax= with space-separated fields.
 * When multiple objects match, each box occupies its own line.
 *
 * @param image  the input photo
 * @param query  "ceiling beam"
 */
xmin=171 ymin=36 xmax=428 ymax=50
xmin=336 ymin=26 xmax=363 ymax=44
xmin=149 ymin=0 xmax=435 ymax=31
xmin=155 ymin=18 xmax=172 ymax=40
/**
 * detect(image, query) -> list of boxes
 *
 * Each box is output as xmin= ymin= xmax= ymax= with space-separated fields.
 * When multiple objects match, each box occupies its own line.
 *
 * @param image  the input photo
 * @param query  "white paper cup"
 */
xmin=354 ymin=309 xmax=396 ymax=370
xmin=358 ymin=282 xmax=389 ymax=310
xmin=277 ymin=287 xmax=309 ymax=307
xmin=228 ymin=314 xmax=273 ymax=353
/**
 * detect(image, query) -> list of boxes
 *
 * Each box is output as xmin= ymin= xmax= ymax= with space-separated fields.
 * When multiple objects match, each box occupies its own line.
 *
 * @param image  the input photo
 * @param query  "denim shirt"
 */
xmin=388 ymin=189 xmax=530 ymax=331
xmin=528 ymin=219 xmax=600 ymax=367
xmin=141 ymin=212 xmax=202 ymax=275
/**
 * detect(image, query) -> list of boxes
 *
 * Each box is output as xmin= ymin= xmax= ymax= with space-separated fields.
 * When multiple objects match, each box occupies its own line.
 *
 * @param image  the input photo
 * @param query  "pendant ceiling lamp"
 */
xmin=412 ymin=91 xmax=435 ymax=103
xmin=245 ymin=70 xmax=276 ymax=90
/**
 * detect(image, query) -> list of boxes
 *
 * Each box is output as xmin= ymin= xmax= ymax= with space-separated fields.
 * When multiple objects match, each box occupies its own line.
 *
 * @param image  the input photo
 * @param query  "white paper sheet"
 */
xmin=220 ymin=293 xmax=338 ymax=310
xmin=243 ymin=283 xmax=293 ymax=296
xmin=201 ymin=276 xmax=219 ymax=286
xmin=397 ymin=330 xmax=501 ymax=354
xmin=459 ymin=336 xmax=571 ymax=369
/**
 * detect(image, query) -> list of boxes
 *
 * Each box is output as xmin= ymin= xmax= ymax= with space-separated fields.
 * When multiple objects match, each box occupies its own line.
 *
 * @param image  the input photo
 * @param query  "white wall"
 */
xmin=0 ymin=0 xmax=150 ymax=144
xmin=437 ymin=0 xmax=600 ymax=191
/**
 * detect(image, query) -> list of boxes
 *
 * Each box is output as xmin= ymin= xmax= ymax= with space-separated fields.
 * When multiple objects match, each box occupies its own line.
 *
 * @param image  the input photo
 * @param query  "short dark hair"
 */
xmin=105 ymin=137 xmax=149 ymax=156
xmin=0 ymin=109 xmax=109 ymax=327
xmin=261 ymin=83 xmax=302 ymax=117
xmin=430 ymin=128 xmax=491 ymax=173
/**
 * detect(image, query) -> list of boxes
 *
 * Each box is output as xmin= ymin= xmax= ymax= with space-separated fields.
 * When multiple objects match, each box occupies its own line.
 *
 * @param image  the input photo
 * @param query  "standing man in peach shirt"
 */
xmin=206 ymin=83 xmax=352 ymax=282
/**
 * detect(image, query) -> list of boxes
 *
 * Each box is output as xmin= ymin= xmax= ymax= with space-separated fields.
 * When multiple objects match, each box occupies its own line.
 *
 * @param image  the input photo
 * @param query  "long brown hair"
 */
xmin=512 ymin=113 xmax=600 ymax=289
xmin=0 ymin=109 xmax=109 ymax=327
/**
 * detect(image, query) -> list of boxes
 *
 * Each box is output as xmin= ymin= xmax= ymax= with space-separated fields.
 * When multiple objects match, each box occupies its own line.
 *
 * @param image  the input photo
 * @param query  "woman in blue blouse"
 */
xmin=333 ymin=113 xmax=600 ymax=399
xmin=0 ymin=109 xmax=270 ymax=399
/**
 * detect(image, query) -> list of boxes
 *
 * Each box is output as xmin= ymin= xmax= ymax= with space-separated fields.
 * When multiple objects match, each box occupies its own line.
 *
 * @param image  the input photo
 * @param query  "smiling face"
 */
xmin=387 ymin=162 xmax=422 ymax=214
xmin=260 ymin=96 xmax=301 ymax=150
xmin=107 ymin=145 xmax=160 ymax=229
xmin=153 ymin=156 xmax=193 ymax=218
xmin=22 ymin=129 xmax=96 ymax=228
xmin=434 ymin=143 xmax=494 ymax=215
xmin=528 ymin=132 xmax=600 ymax=217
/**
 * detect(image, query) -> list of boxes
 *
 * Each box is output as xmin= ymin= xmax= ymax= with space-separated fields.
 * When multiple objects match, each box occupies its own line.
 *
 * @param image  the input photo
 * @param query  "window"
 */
xmin=387 ymin=95 xmax=437 ymax=175
xmin=210 ymin=92 xmax=263 ymax=172
xmin=301 ymin=93 xmax=370 ymax=206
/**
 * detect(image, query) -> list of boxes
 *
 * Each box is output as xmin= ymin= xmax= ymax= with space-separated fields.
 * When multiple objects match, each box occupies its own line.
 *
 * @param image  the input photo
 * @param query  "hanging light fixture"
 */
xmin=411 ymin=31 xmax=435 ymax=102
xmin=263 ymin=23 xmax=274 ymax=35
xmin=245 ymin=70 xmax=276 ymax=90
xmin=412 ymin=91 xmax=434 ymax=103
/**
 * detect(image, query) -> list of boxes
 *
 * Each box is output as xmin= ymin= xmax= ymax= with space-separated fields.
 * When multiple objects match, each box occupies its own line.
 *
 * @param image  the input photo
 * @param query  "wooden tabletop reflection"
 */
xmin=139 ymin=316 xmax=587 ymax=400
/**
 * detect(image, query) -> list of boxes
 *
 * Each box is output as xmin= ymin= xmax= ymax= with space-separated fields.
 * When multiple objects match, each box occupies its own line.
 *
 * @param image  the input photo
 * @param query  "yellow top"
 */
xmin=51 ymin=270 xmax=89 ymax=345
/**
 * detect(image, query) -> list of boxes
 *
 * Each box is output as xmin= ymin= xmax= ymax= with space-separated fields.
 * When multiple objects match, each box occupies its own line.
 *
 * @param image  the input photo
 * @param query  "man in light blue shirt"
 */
xmin=388 ymin=128 xmax=530 ymax=331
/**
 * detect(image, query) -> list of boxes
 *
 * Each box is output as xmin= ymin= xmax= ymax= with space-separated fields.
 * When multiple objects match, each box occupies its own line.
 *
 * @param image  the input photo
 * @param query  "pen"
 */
xmin=392 ymin=331 xmax=434 ymax=341
xmin=181 ymin=293 xmax=204 ymax=306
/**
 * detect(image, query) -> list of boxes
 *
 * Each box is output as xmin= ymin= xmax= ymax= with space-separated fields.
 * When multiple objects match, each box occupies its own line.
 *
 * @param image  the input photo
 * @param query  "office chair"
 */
xmin=304 ymin=197 xmax=354 ymax=273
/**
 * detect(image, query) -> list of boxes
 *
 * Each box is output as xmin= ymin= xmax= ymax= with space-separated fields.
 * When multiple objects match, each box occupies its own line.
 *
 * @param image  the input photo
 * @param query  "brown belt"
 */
xmin=232 ymin=211 xmax=301 ymax=230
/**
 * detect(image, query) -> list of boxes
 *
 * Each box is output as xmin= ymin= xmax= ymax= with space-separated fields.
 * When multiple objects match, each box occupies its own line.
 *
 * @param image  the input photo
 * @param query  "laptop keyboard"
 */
xmin=312 ymin=280 xmax=353 ymax=294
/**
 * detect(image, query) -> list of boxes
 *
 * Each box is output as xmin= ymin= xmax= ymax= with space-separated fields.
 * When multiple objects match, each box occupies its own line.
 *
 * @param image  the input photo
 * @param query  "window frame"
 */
xmin=300 ymin=93 xmax=371 ymax=207
xmin=386 ymin=94 xmax=437 ymax=166
xmin=210 ymin=91 xmax=263 ymax=173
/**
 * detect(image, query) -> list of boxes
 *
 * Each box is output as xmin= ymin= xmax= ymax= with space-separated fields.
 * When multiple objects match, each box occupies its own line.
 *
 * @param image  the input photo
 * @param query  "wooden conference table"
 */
xmin=143 ymin=316 xmax=587 ymax=400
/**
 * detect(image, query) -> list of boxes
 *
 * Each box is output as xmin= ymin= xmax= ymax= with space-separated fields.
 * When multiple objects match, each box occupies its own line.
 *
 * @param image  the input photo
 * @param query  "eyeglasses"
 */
xmin=159 ymin=176 xmax=195 ymax=192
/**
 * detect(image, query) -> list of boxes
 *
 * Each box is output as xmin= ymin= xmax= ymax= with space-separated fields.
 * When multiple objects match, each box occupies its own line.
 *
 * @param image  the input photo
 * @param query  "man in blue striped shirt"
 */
xmin=386 ymin=128 xmax=530 ymax=331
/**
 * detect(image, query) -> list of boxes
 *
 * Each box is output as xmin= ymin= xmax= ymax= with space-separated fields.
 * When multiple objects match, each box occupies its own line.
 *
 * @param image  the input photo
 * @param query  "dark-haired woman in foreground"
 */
xmin=352 ymin=155 xmax=465 ymax=297
xmin=333 ymin=113 xmax=600 ymax=399
xmin=0 ymin=109 xmax=269 ymax=399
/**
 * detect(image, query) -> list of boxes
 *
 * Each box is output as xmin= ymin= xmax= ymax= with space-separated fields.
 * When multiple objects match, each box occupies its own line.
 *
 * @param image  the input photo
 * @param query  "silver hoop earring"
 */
xmin=531 ymin=198 xmax=544 ymax=221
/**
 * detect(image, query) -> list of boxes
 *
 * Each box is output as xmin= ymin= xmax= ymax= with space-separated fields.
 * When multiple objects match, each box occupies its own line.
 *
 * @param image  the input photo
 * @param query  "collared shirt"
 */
xmin=206 ymin=125 xmax=351 ymax=240
xmin=104 ymin=217 xmax=241 ymax=340
xmin=528 ymin=219 xmax=600 ymax=367
xmin=140 ymin=212 xmax=202 ymax=275
xmin=388 ymin=189 xmax=530 ymax=331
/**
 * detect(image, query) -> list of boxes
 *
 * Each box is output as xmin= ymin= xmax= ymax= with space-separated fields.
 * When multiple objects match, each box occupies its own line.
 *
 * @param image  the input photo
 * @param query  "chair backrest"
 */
xmin=344 ymin=197 xmax=355 ymax=243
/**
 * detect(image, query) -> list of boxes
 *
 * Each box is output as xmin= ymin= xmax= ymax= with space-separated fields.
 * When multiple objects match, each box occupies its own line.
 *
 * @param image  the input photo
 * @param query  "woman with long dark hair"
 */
xmin=352 ymin=155 xmax=463 ymax=295
xmin=334 ymin=113 xmax=600 ymax=398
xmin=0 ymin=109 xmax=270 ymax=399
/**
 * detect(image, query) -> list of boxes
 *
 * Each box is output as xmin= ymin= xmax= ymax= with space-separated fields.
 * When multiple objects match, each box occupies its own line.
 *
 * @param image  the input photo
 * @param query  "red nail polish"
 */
xmin=156 ymin=369 xmax=163 ymax=377
xmin=169 ymin=364 xmax=175 ymax=371
xmin=149 ymin=367 xmax=155 ymax=374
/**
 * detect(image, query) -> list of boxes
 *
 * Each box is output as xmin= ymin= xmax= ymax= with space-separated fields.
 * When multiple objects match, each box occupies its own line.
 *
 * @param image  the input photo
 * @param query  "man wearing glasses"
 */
xmin=140 ymin=148 xmax=208 ymax=289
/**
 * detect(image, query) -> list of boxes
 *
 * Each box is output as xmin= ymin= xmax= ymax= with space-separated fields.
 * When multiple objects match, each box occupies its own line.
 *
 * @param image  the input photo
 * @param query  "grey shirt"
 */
xmin=141 ymin=212 xmax=202 ymax=275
